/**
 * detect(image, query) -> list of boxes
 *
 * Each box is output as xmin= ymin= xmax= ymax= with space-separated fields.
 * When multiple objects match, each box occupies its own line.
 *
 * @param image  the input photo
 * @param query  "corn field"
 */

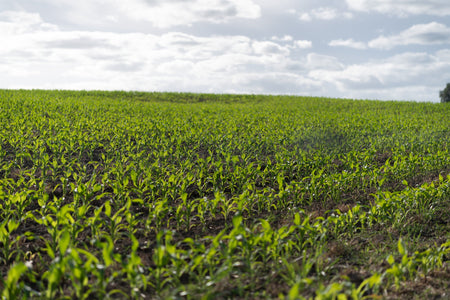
xmin=0 ymin=90 xmax=449 ymax=299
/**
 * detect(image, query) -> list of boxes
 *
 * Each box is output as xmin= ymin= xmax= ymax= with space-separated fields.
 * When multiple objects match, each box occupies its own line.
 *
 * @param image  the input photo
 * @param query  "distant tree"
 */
xmin=440 ymin=83 xmax=450 ymax=103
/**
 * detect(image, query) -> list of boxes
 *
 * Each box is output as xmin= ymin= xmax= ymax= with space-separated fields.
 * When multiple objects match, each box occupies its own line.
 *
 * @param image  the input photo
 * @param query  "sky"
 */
xmin=1 ymin=1 xmax=450 ymax=102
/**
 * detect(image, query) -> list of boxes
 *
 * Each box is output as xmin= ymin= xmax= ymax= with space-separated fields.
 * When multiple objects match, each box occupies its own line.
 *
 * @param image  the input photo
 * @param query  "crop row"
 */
xmin=2 ymin=173 xmax=449 ymax=298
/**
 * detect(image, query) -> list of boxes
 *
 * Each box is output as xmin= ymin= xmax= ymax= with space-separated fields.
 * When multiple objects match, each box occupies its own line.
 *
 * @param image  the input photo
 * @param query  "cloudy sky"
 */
xmin=1 ymin=0 xmax=450 ymax=101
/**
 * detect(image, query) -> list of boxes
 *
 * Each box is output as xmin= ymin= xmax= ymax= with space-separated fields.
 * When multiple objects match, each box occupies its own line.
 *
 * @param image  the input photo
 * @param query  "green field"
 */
xmin=0 ymin=89 xmax=449 ymax=299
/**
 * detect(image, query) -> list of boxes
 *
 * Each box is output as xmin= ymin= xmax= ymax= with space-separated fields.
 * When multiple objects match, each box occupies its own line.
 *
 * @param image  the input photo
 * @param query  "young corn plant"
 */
xmin=150 ymin=230 xmax=176 ymax=294
xmin=122 ymin=235 xmax=147 ymax=299
xmin=147 ymin=198 xmax=170 ymax=232
xmin=0 ymin=218 xmax=21 ymax=265
xmin=101 ymin=200 xmax=128 ymax=243
xmin=385 ymin=239 xmax=417 ymax=289
xmin=1 ymin=262 xmax=30 ymax=300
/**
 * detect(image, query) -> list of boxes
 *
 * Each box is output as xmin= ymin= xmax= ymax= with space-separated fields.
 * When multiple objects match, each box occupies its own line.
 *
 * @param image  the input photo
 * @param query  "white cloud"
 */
xmin=298 ymin=13 xmax=313 ymax=22
xmin=311 ymin=7 xmax=338 ymax=20
xmin=306 ymin=53 xmax=344 ymax=71
xmin=270 ymin=36 xmax=312 ymax=49
xmin=369 ymin=22 xmax=450 ymax=49
xmin=12 ymin=0 xmax=261 ymax=29
xmin=36 ymin=0 xmax=261 ymax=28
xmin=252 ymin=41 xmax=290 ymax=56
xmin=309 ymin=50 xmax=450 ymax=100
xmin=0 ymin=10 xmax=317 ymax=94
xmin=1 ymin=9 xmax=447 ymax=101
xmin=295 ymin=7 xmax=353 ymax=22
xmin=294 ymin=40 xmax=313 ymax=49
xmin=346 ymin=0 xmax=450 ymax=16
xmin=157 ymin=60 xmax=195 ymax=74
xmin=329 ymin=38 xmax=367 ymax=49
xmin=229 ymin=72 xmax=320 ymax=94
xmin=271 ymin=35 xmax=293 ymax=42
xmin=121 ymin=0 xmax=262 ymax=28
xmin=0 ymin=10 xmax=57 ymax=34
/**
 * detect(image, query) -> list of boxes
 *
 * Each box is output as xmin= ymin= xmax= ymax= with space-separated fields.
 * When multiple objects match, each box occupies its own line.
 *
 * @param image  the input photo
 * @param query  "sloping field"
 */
xmin=0 ymin=90 xmax=449 ymax=299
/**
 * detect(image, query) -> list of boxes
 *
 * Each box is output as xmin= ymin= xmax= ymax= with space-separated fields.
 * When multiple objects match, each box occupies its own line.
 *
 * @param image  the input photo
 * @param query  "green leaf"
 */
xmin=131 ymin=234 xmax=139 ymax=252
xmin=277 ymin=174 xmax=284 ymax=189
xmin=328 ymin=282 xmax=343 ymax=294
xmin=45 ymin=241 xmax=56 ymax=259
xmin=387 ymin=254 xmax=395 ymax=265
xmin=7 ymin=219 xmax=19 ymax=233
xmin=59 ymin=230 xmax=70 ymax=255
xmin=367 ymin=272 xmax=382 ymax=287
xmin=398 ymin=238 xmax=406 ymax=256
xmin=401 ymin=254 xmax=409 ymax=266
xmin=5 ymin=262 xmax=27 ymax=287
xmin=102 ymin=236 xmax=114 ymax=267
xmin=287 ymin=282 xmax=299 ymax=300
xmin=294 ymin=213 xmax=301 ymax=226
xmin=181 ymin=193 xmax=188 ymax=204
xmin=232 ymin=214 xmax=243 ymax=229
xmin=259 ymin=219 xmax=271 ymax=231
xmin=104 ymin=201 xmax=111 ymax=217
